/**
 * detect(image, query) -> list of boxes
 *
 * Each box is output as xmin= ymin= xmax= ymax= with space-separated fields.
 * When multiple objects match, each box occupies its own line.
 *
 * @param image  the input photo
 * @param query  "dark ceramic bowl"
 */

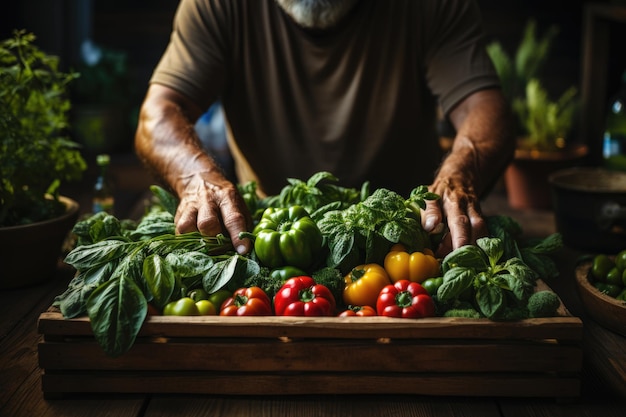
xmin=549 ymin=167 xmax=626 ymax=253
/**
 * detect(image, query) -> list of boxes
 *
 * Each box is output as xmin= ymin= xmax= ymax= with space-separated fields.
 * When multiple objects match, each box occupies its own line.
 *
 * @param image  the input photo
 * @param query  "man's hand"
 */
xmin=423 ymin=89 xmax=515 ymax=256
xmin=422 ymin=176 xmax=487 ymax=257
xmin=135 ymin=84 xmax=253 ymax=254
xmin=176 ymin=172 xmax=252 ymax=255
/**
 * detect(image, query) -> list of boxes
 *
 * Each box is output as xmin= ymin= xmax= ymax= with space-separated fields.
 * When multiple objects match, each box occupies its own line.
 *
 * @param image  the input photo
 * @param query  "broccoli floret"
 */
xmin=443 ymin=308 xmax=482 ymax=319
xmin=243 ymin=267 xmax=284 ymax=299
xmin=495 ymin=306 xmax=530 ymax=321
xmin=527 ymin=290 xmax=560 ymax=318
xmin=312 ymin=267 xmax=345 ymax=307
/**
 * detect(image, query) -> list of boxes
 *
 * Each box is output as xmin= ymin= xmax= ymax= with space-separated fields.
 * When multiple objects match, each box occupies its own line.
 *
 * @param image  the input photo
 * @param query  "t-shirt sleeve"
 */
xmin=422 ymin=0 xmax=501 ymax=116
xmin=149 ymin=0 xmax=231 ymax=110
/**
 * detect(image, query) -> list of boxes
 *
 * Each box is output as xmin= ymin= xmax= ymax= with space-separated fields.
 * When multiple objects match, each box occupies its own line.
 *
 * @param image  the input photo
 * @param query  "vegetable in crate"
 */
xmin=338 ymin=305 xmax=377 ymax=317
xmin=163 ymin=297 xmax=216 ymax=316
xmin=436 ymin=236 xmax=561 ymax=320
xmin=376 ymin=280 xmax=435 ymax=318
xmin=54 ymin=186 xmax=267 ymax=357
xmin=317 ymin=186 xmax=438 ymax=274
xmin=274 ymin=276 xmax=336 ymax=316
xmin=219 ymin=287 xmax=273 ymax=316
xmin=252 ymin=205 xmax=323 ymax=269
xmin=383 ymin=243 xmax=440 ymax=283
xmin=343 ymin=263 xmax=391 ymax=308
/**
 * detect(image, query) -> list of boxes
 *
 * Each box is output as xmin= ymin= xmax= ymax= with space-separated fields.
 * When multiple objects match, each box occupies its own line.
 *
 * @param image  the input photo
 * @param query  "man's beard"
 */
xmin=274 ymin=0 xmax=360 ymax=30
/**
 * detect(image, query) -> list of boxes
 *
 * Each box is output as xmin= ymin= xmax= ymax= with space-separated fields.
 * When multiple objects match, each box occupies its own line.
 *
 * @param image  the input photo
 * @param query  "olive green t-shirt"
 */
xmin=151 ymin=0 xmax=500 ymax=196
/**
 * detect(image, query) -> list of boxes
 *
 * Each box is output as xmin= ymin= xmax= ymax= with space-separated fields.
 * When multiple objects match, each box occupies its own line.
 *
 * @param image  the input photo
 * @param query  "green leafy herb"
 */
xmin=437 ymin=237 xmax=538 ymax=320
xmin=486 ymin=215 xmax=562 ymax=279
xmin=55 ymin=203 xmax=262 ymax=357
xmin=317 ymin=187 xmax=436 ymax=274
xmin=0 ymin=30 xmax=86 ymax=226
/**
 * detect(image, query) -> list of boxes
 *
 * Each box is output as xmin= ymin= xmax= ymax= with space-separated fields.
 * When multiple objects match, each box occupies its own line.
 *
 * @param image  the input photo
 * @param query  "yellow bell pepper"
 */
xmin=383 ymin=244 xmax=440 ymax=284
xmin=343 ymin=263 xmax=391 ymax=308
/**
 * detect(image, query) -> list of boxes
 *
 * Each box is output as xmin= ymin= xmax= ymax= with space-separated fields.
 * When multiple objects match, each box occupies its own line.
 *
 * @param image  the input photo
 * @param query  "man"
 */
xmin=135 ymin=0 xmax=515 ymax=256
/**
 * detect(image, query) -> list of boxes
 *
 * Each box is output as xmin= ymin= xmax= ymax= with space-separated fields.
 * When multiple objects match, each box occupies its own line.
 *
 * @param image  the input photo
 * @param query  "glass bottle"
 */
xmin=603 ymin=70 xmax=626 ymax=171
xmin=92 ymin=154 xmax=115 ymax=214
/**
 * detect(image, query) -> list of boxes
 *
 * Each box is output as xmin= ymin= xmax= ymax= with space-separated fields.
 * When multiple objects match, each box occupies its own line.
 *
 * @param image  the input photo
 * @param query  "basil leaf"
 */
xmin=165 ymin=251 xmax=214 ymax=278
xmin=143 ymin=254 xmax=175 ymax=308
xmin=203 ymin=255 xmax=260 ymax=294
xmin=437 ymin=267 xmax=475 ymax=302
xmin=499 ymin=273 xmax=535 ymax=302
xmin=476 ymin=237 xmax=504 ymax=267
xmin=64 ymin=239 xmax=134 ymax=270
xmin=150 ymin=184 xmax=179 ymax=216
xmin=442 ymin=245 xmax=488 ymax=273
xmin=476 ymin=284 xmax=504 ymax=319
xmin=520 ymin=249 xmax=559 ymax=279
xmin=86 ymin=276 xmax=147 ymax=358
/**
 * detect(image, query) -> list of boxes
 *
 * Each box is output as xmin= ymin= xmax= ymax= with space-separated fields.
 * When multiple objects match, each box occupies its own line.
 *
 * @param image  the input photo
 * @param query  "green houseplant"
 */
xmin=0 ymin=30 xmax=87 ymax=288
xmin=487 ymin=20 xmax=587 ymax=209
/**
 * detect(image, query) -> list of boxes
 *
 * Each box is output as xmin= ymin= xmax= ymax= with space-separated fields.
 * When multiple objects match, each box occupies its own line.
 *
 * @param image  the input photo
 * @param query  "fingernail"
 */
xmin=236 ymin=245 xmax=247 ymax=255
xmin=424 ymin=216 xmax=437 ymax=231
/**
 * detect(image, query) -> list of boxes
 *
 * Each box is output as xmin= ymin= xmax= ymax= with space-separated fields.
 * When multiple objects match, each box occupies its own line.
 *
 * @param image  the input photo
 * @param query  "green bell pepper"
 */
xmin=252 ymin=206 xmax=323 ymax=269
xmin=270 ymin=266 xmax=308 ymax=281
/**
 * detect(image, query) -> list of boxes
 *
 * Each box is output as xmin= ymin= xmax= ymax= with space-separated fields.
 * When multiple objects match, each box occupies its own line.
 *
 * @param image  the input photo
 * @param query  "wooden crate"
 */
xmin=38 ymin=285 xmax=583 ymax=399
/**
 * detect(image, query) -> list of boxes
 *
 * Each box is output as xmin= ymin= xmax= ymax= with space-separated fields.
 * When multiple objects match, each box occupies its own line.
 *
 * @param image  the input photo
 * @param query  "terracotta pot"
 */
xmin=0 ymin=196 xmax=79 ymax=289
xmin=504 ymin=144 xmax=589 ymax=210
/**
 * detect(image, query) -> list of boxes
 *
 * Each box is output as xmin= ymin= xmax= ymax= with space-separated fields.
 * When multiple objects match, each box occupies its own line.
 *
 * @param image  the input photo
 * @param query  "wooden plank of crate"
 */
xmin=38 ymin=311 xmax=583 ymax=341
xmin=40 ymin=371 xmax=581 ymax=398
xmin=38 ymin=338 xmax=582 ymax=373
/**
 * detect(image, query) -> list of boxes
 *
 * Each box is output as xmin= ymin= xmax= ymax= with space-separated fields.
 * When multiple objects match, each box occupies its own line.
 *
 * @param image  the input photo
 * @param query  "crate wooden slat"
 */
xmin=38 ymin=302 xmax=583 ymax=398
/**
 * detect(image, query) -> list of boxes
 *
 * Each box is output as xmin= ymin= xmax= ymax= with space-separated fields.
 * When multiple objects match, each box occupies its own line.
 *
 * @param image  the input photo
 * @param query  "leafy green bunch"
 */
xmin=317 ymin=186 xmax=438 ymax=274
xmin=437 ymin=237 xmax=539 ymax=320
xmin=0 ymin=30 xmax=86 ymax=226
xmin=55 ymin=188 xmax=260 ymax=357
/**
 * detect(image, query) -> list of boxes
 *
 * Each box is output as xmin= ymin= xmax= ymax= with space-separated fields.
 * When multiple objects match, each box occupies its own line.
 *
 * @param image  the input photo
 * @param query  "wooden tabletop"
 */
xmin=1 ymin=192 xmax=625 ymax=417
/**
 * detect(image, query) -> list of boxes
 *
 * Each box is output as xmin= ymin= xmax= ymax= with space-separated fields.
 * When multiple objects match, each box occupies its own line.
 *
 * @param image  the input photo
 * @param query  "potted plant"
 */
xmin=0 ymin=30 xmax=87 ymax=289
xmin=487 ymin=20 xmax=588 ymax=209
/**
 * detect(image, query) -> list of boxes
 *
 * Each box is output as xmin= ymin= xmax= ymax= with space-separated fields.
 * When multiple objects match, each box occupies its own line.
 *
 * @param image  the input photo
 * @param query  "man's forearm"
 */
xmin=135 ymin=85 xmax=226 ymax=196
xmin=434 ymin=89 xmax=515 ymax=197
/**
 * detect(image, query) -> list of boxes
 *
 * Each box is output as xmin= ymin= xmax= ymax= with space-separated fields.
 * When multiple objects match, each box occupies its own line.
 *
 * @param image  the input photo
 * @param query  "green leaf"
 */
xmin=520 ymin=249 xmax=559 ymax=280
xmin=476 ymin=237 xmax=504 ymax=267
xmin=475 ymin=285 xmax=505 ymax=319
xmin=142 ymin=254 xmax=175 ymax=308
xmin=203 ymin=255 xmax=260 ymax=294
xmin=326 ymin=231 xmax=356 ymax=269
xmin=442 ymin=245 xmax=488 ymax=273
xmin=165 ymin=251 xmax=214 ymax=278
xmin=437 ymin=267 xmax=475 ymax=302
xmin=64 ymin=239 xmax=135 ymax=270
xmin=86 ymin=276 xmax=147 ymax=357
xmin=56 ymin=263 xmax=116 ymax=318
xmin=150 ymin=184 xmax=179 ymax=216
xmin=502 ymin=257 xmax=537 ymax=286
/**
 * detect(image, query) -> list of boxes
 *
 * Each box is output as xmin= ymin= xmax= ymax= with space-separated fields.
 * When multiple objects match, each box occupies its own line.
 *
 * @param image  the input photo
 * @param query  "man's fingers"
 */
xmin=421 ymin=199 xmax=442 ymax=232
xmin=175 ymin=204 xmax=199 ymax=234
xmin=196 ymin=202 xmax=223 ymax=237
xmin=220 ymin=201 xmax=252 ymax=255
